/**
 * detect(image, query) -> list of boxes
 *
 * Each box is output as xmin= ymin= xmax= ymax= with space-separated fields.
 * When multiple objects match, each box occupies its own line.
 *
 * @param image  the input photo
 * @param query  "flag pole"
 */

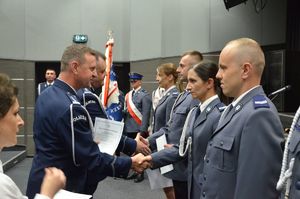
xmin=103 ymin=30 xmax=114 ymax=108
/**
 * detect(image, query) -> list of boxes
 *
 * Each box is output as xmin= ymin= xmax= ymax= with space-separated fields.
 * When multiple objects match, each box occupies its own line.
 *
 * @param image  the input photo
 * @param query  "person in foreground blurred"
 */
xmin=0 ymin=73 xmax=66 ymax=199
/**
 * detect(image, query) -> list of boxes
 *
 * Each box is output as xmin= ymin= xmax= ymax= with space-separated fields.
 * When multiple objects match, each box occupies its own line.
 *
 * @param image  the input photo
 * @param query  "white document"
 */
xmin=54 ymin=189 xmax=92 ymax=199
xmin=93 ymin=117 xmax=124 ymax=155
xmin=156 ymin=134 xmax=174 ymax=174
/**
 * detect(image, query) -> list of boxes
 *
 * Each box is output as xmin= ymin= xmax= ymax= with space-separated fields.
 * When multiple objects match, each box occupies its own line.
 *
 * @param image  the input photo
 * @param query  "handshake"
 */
xmin=130 ymin=133 xmax=153 ymax=173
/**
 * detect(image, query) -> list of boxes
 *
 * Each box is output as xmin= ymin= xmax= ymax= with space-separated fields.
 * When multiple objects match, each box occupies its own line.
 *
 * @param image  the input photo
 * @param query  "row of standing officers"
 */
xmin=26 ymin=38 xmax=300 ymax=199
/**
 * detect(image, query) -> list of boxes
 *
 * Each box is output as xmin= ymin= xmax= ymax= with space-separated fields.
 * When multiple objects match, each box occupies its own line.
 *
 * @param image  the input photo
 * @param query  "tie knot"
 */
xmin=224 ymin=104 xmax=233 ymax=117
xmin=195 ymin=106 xmax=201 ymax=118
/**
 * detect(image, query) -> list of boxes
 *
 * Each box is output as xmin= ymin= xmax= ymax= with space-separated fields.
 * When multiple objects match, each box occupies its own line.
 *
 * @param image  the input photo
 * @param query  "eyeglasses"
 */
xmin=130 ymin=80 xmax=137 ymax=83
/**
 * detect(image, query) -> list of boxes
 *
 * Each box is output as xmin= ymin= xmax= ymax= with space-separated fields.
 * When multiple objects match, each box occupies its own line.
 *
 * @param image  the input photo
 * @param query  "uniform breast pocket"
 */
xmin=210 ymin=136 xmax=235 ymax=172
xmin=174 ymin=106 xmax=189 ymax=116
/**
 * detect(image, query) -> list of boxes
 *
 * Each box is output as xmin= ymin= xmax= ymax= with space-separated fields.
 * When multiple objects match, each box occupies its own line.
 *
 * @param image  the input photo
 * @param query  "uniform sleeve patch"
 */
xmin=253 ymin=95 xmax=270 ymax=109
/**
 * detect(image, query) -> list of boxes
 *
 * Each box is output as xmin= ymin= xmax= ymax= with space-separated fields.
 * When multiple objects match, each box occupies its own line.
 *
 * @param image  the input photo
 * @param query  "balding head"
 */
xmin=224 ymin=38 xmax=265 ymax=77
xmin=217 ymin=38 xmax=265 ymax=98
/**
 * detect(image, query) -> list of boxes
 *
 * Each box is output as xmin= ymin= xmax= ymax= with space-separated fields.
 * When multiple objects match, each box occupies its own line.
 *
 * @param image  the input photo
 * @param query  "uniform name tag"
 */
xmin=85 ymin=100 xmax=96 ymax=106
xmin=73 ymin=115 xmax=87 ymax=122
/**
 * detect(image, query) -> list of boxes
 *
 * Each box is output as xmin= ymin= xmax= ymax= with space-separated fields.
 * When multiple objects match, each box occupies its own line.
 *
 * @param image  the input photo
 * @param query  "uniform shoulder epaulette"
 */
xmin=83 ymin=88 xmax=92 ymax=93
xmin=216 ymin=103 xmax=226 ymax=112
xmin=253 ymin=95 xmax=270 ymax=109
xmin=139 ymin=88 xmax=147 ymax=93
xmin=66 ymin=92 xmax=81 ymax=105
xmin=172 ymin=91 xmax=179 ymax=97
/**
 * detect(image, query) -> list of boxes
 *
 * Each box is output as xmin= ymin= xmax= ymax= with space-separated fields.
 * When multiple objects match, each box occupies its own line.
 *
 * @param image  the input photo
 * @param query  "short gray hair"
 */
xmin=60 ymin=44 xmax=95 ymax=71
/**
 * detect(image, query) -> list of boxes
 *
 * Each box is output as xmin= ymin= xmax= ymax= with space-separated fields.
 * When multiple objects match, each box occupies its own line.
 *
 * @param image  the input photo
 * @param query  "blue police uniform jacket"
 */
xmin=153 ymin=87 xmax=179 ymax=132
xmin=281 ymin=112 xmax=300 ymax=198
xmin=149 ymin=90 xmax=199 ymax=181
xmin=200 ymin=86 xmax=284 ymax=199
xmin=26 ymin=79 xmax=132 ymax=198
xmin=76 ymin=88 xmax=137 ymax=194
xmin=124 ymin=88 xmax=152 ymax=133
xmin=77 ymin=88 xmax=137 ymax=155
xmin=37 ymin=81 xmax=53 ymax=95
xmin=184 ymin=97 xmax=224 ymax=199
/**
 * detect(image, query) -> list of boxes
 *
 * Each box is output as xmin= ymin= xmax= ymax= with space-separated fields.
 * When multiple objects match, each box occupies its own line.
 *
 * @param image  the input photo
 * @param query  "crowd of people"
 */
xmin=1 ymin=37 xmax=299 ymax=199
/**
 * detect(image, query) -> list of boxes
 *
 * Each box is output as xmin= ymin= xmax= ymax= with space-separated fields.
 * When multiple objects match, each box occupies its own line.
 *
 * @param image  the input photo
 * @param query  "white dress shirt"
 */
xmin=0 ymin=159 xmax=50 ymax=199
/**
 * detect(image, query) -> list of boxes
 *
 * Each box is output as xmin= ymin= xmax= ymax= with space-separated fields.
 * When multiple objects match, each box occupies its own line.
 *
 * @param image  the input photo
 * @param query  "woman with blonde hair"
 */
xmin=147 ymin=63 xmax=179 ymax=199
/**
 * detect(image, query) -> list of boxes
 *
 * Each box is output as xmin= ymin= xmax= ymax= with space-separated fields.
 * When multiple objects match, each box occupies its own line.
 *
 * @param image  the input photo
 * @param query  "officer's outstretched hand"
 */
xmin=131 ymin=153 xmax=151 ymax=173
xmin=164 ymin=143 xmax=173 ymax=149
xmin=135 ymin=133 xmax=151 ymax=155
xmin=40 ymin=167 xmax=66 ymax=198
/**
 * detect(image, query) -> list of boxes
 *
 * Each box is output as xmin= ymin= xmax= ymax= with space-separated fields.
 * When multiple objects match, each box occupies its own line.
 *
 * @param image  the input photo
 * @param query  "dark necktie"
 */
xmin=195 ymin=106 xmax=201 ymax=119
xmin=219 ymin=104 xmax=233 ymax=123
xmin=192 ymin=106 xmax=201 ymax=128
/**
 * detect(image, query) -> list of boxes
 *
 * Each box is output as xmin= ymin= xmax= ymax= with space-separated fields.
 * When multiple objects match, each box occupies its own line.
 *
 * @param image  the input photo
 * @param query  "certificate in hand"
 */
xmin=156 ymin=134 xmax=174 ymax=174
xmin=54 ymin=189 xmax=92 ymax=199
xmin=93 ymin=117 xmax=124 ymax=155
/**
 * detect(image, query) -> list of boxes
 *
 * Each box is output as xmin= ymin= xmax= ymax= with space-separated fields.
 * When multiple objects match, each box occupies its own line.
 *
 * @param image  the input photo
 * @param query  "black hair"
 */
xmin=192 ymin=60 xmax=228 ymax=104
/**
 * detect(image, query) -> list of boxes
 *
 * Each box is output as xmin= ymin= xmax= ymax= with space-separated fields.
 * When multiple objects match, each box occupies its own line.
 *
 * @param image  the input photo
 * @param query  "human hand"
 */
xmin=164 ymin=143 xmax=173 ymax=149
xmin=135 ymin=133 xmax=151 ymax=155
xmin=131 ymin=153 xmax=151 ymax=173
xmin=40 ymin=167 xmax=66 ymax=198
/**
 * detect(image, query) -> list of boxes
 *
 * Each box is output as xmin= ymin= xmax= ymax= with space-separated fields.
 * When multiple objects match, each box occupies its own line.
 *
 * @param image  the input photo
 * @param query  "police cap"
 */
xmin=128 ymin=72 xmax=143 ymax=80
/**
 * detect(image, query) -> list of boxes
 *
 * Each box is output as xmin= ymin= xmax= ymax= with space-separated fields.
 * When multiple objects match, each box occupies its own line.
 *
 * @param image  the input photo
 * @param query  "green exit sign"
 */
xmin=73 ymin=34 xmax=88 ymax=43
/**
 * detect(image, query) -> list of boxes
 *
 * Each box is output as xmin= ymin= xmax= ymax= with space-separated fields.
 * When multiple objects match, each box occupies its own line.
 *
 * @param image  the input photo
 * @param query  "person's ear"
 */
xmin=206 ymin=78 xmax=214 ymax=89
xmin=70 ymin=60 xmax=80 ymax=74
xmin=241 ymin=63 xmax=251 ymax=79
xmin=167 ymin=74 xmax=174 ymax=82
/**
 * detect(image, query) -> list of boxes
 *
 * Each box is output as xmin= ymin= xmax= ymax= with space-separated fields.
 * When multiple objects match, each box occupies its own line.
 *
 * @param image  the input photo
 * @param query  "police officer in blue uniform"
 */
xmin=124 ymin=72 xmax=152 ymax=182
xmin=37 ymin=68 xmax=56 ymax=95
xmin=199 ymin=38 xmax=284 ymax=199
xmin=178 ymin=61 xmax=225 ymax=199
xmin=124 ymin=72 xmax=152 ymax=138
xmin=277 ymin=107 xmax=300 ymax=199
xmin=26 ymin=45 xmax=149 ymax=198
xmin=146 ymin=51 xmax=203 ymax=199
xmin=152 ymin=63 xmax=179 ymax=134
xmin=76 ymin=51 xmax=151 ymax=194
